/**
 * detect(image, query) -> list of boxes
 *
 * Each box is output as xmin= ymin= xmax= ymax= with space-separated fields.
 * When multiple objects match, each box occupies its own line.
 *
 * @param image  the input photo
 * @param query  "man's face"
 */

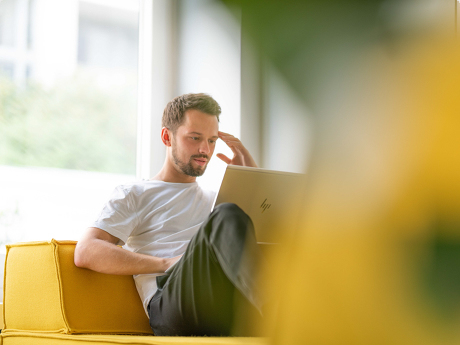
xmin=170 ymin=109 xmax=219 ymax=177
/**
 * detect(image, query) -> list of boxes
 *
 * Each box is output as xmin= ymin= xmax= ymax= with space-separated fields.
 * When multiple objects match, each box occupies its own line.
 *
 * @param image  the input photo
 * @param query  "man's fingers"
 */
xmin=218 ymin=131 xmax=231 ymax=137
xmin=220 ymin=138 xmax=241 ymax=146
xmin=221 ymin=137 xmax=241 ymax=144
xmin=219 ymin=136 xmax=242 ymax=149
xmin=222 ymin=141 xmax=243 ymax=158
xmin=216 ymin=153 xmax=232 ymax=164
xmin=219 ymin=132 xmax=240 ymax=142
xmin=218 ymin=131 xmax=257 ymax=168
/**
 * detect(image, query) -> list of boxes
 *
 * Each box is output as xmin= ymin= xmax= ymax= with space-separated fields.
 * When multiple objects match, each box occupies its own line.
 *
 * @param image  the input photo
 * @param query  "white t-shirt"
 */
xmin=91 ymin=180 xmax=216 ymax=315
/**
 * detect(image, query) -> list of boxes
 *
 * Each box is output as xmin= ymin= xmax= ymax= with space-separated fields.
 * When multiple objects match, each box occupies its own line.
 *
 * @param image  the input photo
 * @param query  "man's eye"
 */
xmin=191 ymin=137 xmax=199 ymax=140
xmin=209 ymin=140 xmax=216 ymax=144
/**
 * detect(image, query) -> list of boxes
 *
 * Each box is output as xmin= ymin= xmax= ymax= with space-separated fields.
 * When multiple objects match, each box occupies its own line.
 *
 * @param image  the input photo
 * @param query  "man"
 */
xmin=74 ymin=93 xmax=264 ymax=336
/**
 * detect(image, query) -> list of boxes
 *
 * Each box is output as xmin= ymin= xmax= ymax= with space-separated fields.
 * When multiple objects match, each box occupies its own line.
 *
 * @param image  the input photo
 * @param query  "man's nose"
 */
xmin=198 ymin=141 xmax=210 ymax=154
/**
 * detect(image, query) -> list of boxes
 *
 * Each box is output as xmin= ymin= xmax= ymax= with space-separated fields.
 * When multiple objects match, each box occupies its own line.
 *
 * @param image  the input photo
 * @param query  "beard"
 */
xmin=172 ymin=145 xmax=209 ymax=177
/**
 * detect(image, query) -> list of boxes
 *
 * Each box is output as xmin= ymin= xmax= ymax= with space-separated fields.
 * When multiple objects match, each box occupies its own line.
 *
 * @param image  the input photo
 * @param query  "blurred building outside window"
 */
xmin=0 ymin=0 xmax=139 ymax=256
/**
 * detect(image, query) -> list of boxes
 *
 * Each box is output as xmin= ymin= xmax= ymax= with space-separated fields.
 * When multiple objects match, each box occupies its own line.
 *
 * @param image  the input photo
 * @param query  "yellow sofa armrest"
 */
xmin=3 ymin=239 xmax=153 ymax=335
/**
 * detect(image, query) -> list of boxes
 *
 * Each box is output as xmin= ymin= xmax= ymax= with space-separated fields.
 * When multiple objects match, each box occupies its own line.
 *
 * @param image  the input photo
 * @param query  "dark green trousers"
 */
xmin=148 ymin=203 xmax=264 ymax=336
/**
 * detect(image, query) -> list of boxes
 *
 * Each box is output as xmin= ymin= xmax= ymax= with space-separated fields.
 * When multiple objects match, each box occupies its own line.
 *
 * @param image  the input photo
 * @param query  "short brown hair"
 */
xmin=162 ymin=93 xmax=221 ymax=133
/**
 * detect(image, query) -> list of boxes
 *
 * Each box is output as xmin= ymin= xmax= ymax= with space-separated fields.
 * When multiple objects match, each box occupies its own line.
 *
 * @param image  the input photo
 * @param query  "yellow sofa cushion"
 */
xmin=0 ymin=331 xmax=267 ymax=345
xmin=2 ymin=240 xmax=153 ymax=335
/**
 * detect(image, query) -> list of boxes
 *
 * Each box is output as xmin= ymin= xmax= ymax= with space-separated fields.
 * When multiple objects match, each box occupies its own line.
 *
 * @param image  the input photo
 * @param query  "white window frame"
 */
xmin=136 ymin=0 xmax=177 ymax=180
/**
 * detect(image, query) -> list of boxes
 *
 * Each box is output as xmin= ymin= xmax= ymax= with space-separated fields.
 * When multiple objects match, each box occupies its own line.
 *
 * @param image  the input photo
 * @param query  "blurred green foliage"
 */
xmin=223 ymin=0 xmax=386 ymax=109
xmin=0 ymin=74 xmax=137 ymax=174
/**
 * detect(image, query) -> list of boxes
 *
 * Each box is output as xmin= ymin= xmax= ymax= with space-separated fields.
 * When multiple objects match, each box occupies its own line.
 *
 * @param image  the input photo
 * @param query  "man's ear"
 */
xmin=161 ymin=127 xmax=172 ymax=147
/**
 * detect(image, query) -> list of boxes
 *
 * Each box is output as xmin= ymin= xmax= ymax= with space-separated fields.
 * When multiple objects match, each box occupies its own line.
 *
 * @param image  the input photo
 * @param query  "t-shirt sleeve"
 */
xmin=91 ymin=185 xmax=138 ymax=245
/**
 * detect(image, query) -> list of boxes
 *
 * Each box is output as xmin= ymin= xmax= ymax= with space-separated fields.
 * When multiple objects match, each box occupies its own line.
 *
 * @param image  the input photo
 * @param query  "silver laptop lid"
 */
xmin=213 ymin=165 xmax=306 ymax=244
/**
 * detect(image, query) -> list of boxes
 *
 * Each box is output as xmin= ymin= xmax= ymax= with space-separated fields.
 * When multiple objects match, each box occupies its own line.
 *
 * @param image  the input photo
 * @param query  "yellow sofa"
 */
xmin=1 ymin=240 xmax=266 ymax=345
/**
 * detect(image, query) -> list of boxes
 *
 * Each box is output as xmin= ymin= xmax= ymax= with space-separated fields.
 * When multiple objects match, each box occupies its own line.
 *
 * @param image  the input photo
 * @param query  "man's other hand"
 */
xmin=217 ymin=131 xmax=258 ymax=167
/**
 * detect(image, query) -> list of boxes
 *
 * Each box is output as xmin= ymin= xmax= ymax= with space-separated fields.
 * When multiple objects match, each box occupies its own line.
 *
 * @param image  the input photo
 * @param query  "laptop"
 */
xmin=212 ymin=165 xmax=306 ymax=244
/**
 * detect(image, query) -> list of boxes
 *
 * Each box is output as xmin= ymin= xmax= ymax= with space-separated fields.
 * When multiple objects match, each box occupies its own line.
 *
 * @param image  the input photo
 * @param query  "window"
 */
xmin=0 ymin=0 xmax=139 ymax=248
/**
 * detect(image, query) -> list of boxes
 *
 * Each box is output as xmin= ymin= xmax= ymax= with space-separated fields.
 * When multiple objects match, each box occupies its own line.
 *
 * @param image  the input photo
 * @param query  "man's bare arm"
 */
xmin=74 ymin=227 xmax=179 ymax=275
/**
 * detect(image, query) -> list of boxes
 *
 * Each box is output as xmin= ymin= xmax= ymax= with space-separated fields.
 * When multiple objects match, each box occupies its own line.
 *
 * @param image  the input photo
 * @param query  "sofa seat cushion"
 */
xmin=0 ymin=331 xmax=267 ymax=345
xmin=2 ymin=240 xmax=152 ymax=335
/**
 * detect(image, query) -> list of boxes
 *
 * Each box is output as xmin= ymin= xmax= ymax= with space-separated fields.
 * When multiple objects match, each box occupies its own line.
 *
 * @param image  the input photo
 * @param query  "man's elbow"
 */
xmin=74 ymin=242 xmax=90 ymax=269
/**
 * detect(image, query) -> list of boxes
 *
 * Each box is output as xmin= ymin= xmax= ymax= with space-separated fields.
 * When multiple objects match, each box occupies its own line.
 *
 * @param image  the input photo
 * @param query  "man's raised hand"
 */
xmin=216 ymin=131 xmax=258 ymax=167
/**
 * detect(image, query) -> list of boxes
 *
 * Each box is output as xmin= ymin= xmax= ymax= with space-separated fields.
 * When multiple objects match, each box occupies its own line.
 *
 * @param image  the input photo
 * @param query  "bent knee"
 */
xmin=211 ymin=203 xmax=253 ymax=238
xmin=214 ymin=203 xmax=246 ymax=217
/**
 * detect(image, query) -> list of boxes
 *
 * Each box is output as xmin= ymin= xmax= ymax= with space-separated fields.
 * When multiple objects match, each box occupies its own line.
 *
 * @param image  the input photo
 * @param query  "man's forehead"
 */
xmin=179 ymin=110 xmax=219 ymax=134
xmin=186 ymin=130 xmax=219 ymax=138
xmin=179 ymin=127 xmax=219 ymax=137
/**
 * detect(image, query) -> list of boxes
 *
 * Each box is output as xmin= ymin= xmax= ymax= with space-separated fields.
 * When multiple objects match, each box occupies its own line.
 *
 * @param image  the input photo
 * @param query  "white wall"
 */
xmin=176 ymin=0 xmax=241 ymax=136
xmin=262 ymin=65 xmax=312 ymax=174
xmin=175 ymin=0 xmax=242 ymax=191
